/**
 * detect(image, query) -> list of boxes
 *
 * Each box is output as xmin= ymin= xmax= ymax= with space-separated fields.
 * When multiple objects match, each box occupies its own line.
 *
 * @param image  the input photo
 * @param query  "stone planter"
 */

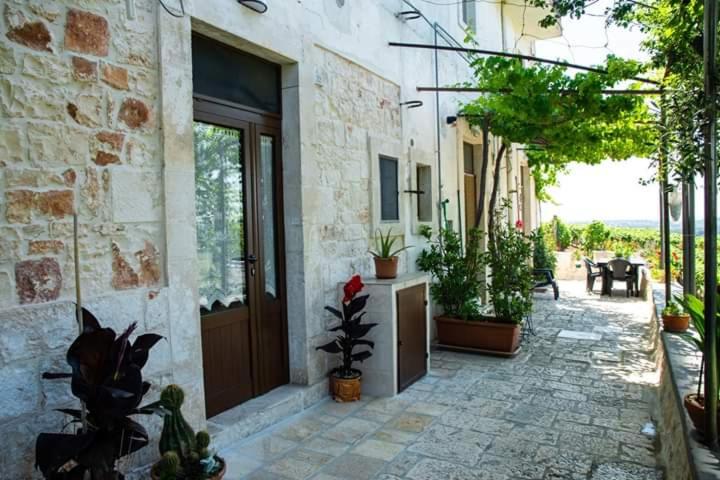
xmin=151 ymin=456 xmax=226 ymax=480
xmin=329 ymin=370 xmax=362 ymax=402
xmin=683 ymin=394 xmax=720 ymax=435
xmin=662 ymin=313 xmax=690 ymax=333
xmin=374 ymin=256 xmax=398 ymax=279
xmin=435 ymin=316 xmax=520 ymax=356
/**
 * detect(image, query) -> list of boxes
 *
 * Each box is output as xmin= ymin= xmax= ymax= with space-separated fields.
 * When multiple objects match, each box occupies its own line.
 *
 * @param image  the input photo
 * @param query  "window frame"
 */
xmin=369 ymin=136 xmax=405 ymax=233
xmin=459 ymin=0 xmax=477 ymax=31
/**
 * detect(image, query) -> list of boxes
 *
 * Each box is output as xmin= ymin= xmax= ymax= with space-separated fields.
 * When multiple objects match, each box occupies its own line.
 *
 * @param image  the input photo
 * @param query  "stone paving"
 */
xmin=219 ymin=282 xmax=663 ymax=480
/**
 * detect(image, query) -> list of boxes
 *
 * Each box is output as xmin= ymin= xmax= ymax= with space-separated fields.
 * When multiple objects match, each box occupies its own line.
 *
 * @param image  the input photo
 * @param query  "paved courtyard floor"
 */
xmin=219 ymin=281 xmax=663 ymax=480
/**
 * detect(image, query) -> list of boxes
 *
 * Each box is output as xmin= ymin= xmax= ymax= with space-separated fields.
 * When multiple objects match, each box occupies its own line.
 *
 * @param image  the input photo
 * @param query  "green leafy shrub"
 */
xmin=417 ymin=226 xmax=485 ymax=320
xmin=582 ymin=220 xmax=610 ymax=255
xmin=487 ymin=202 xmax=534 ymax=323
xmin=532 ymin=227 xmax=557 ymax=273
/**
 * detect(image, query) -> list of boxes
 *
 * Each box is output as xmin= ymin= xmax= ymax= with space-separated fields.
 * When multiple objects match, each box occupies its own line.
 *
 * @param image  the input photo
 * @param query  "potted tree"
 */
xmin=369 ymin=228 xmax=411 ymax=279
xmin=316 ymin=275 xmax=377 ymax=402
xmin=662 ymin=299 xmax=690 ymax=333
xmin=418 ymin=203 xmax=532 ymax=356
xmin=677 ymin=293 xmax=720 ymax=435
xmin=35 ymin=308 xmax=163 ymax=479
xmin=151 ymin=384 xmax=225 ymax=480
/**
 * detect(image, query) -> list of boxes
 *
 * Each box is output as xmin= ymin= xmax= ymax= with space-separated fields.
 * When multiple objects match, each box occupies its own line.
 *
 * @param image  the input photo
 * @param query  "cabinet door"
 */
xmin=397 ymin=284 xmax=427 ymax=392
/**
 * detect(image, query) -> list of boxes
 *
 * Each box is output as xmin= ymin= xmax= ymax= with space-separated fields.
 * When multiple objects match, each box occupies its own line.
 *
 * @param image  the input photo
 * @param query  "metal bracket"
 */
xmin=404 ymin=189 xmax=425 ymax=195
xmin=237 ymin=0 xmax=268 ymax=13
xmin=400 ymin=100 xmax=424 ymax=109
xmin=396 ymin=10 xmax=422 ymax=21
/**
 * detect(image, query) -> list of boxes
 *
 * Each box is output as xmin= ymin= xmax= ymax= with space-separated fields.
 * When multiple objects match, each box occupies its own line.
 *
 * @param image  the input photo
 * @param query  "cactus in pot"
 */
xmin=153 ymin=384 xmax=225 ymax=479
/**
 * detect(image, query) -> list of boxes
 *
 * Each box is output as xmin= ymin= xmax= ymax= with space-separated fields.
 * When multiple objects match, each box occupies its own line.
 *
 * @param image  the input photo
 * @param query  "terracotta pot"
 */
xmin=684 ymin=394 xmax=720 ymax=434
xmin=435 ymin=316 xmax=520 ymax=354
xmin=662 ymin=313 xmax=690 ymax=333
xmin=151 ymin=456 xmax=226 ymax=480
xmin=374 ymin=256 xmax=398 ymax=279
xmin=330 ymin=370 xmax=362 ymax=402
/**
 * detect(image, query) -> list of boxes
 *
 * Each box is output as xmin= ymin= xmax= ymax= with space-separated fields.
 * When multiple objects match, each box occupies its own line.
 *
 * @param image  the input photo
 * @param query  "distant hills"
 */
xmin=567 ymin=219 xmax=719 ymax=235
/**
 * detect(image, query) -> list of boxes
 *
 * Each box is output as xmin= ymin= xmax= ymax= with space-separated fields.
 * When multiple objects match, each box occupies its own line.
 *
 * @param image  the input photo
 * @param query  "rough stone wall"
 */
xmin=0 ymin=1 xmax=183 ymax=477
xmin=304 ymin=46 xmax=401 ymax=383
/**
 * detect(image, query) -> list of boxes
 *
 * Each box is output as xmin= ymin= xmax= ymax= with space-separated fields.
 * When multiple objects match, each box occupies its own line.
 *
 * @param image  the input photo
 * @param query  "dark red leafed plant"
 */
xmin=35 ymin=307 xmax=163 ymax=480
xmin=316 ymin=275 xmax=377 ymax=379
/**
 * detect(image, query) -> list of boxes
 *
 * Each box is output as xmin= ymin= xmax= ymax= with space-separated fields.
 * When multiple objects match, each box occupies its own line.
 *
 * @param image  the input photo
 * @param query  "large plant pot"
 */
xmin=662 ymin=313 xmax=690 ymax=333
xmin=151 ymin=456 xmax=226 ymax=480
xmin=684 ymin=394 xmax=720 ymax=434
xmin=435 ymin=316 xmax=520 ymax=355
xmin=330 ymin=370 xmax=362 ymax=402
xmin=374 ymin=256 xmax=398 ymax=279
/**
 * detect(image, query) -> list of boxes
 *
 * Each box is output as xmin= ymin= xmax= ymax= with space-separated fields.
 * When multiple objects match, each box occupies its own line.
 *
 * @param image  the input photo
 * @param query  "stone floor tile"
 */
xmin=277 ymin=418 xmax=326 ymax=442
xmin=265 ymin=457 xmax=324 ymax=480
xmin=322 ymin=417 xmax=381 ymax=444
xmin=406 ymin=458 xmax=489 ymax=480
xmin=351 ymin=438 xmax=405 ymax=461
xmin=243 ymin=435 xmax=298 ymax=462
xmin=405 ymin=401 xmax=450 ymax=416
xmin=478 ymin=453 xmax=546 ymax=479
xmin=371 ymin=428 xmax=420 ymax=445
xmin=590 ymin=462 xmax=662 ymax=480
xmin=304 ymin=436 xmax=351 ymax=457
xmin=220 ymin=452 xmax=263 ymax=480
xmin=319 ymin=453 xmax=388 ymax=479
xmin=381 ymin=451 xmax=426 ymax=477
xmin=386 ymin=413 xmax=434 ymax=433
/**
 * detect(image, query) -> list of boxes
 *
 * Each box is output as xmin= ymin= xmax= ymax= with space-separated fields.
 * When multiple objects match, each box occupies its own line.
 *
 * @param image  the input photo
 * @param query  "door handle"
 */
xmin=246 ymin=254 xmax=257 ymax=264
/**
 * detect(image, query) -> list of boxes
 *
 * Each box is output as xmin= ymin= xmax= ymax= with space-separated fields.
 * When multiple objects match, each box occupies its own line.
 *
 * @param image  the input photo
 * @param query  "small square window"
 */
xmin=417 ymin=165 xmax=432 ymax=222
xmin=379 ymin=155 xmax=399 ymax=221
xmin=462 ymin=0 xmax=476 ymax=30
xmin=463 ymin=142 xmax=474 ymax=174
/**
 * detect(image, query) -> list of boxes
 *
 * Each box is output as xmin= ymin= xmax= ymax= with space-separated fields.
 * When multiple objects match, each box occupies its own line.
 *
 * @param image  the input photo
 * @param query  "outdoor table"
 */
xmin=595 ymin=257 xmax=645 ymax=296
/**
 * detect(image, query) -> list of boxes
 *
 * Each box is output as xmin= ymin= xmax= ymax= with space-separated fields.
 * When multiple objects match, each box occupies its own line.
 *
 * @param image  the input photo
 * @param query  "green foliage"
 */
xmin=157 ymin=384 xmax=222 ymax=480
xmin=662 ymin=300 xmax=684 ymax=316
xmin=487 ymin=202 xmax=534 ymax=323
xmin=582 ymin=221 xmax=611 ymax=255
xmin=417 ymin=226 xmax=485 ymax=320
xmin=369 ymin=228 xmax=411 ymax=258
xmin=532 ymin=227 xmax=557 ymax=273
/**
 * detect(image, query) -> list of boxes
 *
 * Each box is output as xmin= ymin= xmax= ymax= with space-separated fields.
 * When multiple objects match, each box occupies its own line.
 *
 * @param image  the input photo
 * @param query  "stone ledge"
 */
xmin=653 ymin=285 xmax=720 ymax=480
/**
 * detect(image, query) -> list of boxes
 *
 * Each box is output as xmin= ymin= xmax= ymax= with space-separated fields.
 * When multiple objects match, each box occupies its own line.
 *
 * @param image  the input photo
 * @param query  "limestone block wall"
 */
xmin=0 ymin=1 xmax=201 ymax=477
xmin=305 ymin=46 xmax=403 ymax=384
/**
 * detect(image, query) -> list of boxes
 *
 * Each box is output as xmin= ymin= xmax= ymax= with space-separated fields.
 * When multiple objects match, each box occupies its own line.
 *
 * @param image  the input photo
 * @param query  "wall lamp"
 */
xmin=446 ymin=115 xmax=457 ymax=125
xmin=400 ymin=100 xmax=423 ymax=109
xmin=237 ymin=0 xmax=268 ymax=13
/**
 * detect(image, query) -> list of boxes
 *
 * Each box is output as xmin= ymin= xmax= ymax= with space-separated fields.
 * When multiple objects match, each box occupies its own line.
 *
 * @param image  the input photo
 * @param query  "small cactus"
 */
xmin=155 ymin=385 xmax=224 ymax=479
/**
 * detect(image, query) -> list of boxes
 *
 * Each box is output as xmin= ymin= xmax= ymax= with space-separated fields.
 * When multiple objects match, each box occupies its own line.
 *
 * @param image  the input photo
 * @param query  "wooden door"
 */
xmin=397 ymin=284 xmax=427 ymax=392
xmin=194 ymin=101 xmax=288 ymax=418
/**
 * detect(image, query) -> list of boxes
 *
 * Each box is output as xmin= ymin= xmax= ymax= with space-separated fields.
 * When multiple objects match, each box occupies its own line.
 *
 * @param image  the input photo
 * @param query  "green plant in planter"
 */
xmin=154 ymin=384 xmax=224 ymax=479
xmin=487 ymin=202 xmax=533 ymax=323
xmin=676 ymin=294 xmax=720 ymax=400
xmin=417 ymin=225 xmax=486 ymax=320
xmin=662 ymin=301 xmax=684 ymax=317
xmin=369 ymin=228 xmax=412 ymax=259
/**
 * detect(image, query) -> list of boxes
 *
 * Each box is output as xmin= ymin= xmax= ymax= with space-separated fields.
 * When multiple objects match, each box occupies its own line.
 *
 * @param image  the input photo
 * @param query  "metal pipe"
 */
xmin=703 ymin=0 xmax=719 ymax=449
xmin=388 ymin=42 xmax=660 ymax=85
xmin=660 ymin=98 xmax=672 ymax=303
xmin=415 ymin=86 xmax=664 ymax=95
xmin=683 ymin=179 xmax=696 ymax=295
xmin=434 ymin=27 xmax=443 ymax=233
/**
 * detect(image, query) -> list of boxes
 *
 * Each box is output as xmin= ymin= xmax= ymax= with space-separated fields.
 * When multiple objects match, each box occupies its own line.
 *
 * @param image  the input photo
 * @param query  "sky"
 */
xmin=532 ymin=0 xmax=673 ymax=223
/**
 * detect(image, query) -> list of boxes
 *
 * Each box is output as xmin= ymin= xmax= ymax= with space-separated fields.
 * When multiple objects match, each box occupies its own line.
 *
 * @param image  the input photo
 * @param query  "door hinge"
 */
xmin=425 ymin=352 xmax=429 ymax=359
xmin=424 ymin=300 xmax=428 ymax=306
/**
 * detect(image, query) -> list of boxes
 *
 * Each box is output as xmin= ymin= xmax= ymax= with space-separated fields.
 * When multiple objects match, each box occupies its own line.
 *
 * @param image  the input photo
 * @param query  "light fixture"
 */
xmin=400 ymin=100 xmax=423 ymax=109
xmin=446 ymin=115 xmax=457 ymax=125
xmin=237 ymin=0 xmax=268 ymax=13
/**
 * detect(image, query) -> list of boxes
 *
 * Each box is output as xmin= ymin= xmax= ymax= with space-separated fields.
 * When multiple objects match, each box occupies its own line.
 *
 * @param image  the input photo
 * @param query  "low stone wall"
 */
xmin=652 ymin=287 xmax=720 ymax=480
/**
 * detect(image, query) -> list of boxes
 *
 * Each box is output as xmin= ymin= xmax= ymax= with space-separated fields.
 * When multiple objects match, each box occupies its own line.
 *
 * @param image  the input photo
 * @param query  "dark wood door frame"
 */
xmin=194 ymin=95 xmax=289 ymax=416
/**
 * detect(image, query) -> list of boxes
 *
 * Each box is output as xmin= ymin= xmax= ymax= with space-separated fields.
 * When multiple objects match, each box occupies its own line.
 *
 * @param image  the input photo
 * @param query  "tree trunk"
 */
xmin=475 ymin=117 xmax=491 ymax=229
xmin=487 ymin=141 xmax=507 ymax=249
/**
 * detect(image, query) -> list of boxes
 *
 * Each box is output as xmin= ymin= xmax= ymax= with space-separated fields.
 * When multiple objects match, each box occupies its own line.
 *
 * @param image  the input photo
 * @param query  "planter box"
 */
xmin=435 ymin=316 xmax=520 ymax=356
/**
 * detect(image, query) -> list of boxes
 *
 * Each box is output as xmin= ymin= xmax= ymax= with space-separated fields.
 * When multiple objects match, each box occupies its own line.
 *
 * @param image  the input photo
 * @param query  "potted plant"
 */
xmin=316 ymin=275 xmax=377 ymax=402
xmin=151 ymin=385 xmax=225 ymax=480
xmin=677 ymin=293 xmax=720 ymax=435
xmin=36 ymin=308 xmax=163 ymax=479
xmin=662 ymin=300 xmax=690 ymax=333
xmin=369 ymin=228 xmax=411 ymax=279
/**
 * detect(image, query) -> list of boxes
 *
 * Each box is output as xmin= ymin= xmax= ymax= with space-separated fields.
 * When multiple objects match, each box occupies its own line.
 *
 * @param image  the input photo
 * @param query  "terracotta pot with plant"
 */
xmin=151 ymin=384 xmax=225 ymax=480
xmin=370 ymin=228 xmax=411 ymax=279
xmin=677 ymin=293 xmax=720 ymax=435
xmin=316 ymin=275 xmax=377 ymax=402
xmin=662 ymin=300 xmax=690 ymax=333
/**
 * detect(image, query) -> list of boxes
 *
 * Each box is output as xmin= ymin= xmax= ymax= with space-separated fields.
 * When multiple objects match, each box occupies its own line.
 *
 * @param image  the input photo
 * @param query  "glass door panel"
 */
xmin=259 ymin=133 xmax=278 ymax=299
xmin=193 ymin=122 xmax=247 ymax=310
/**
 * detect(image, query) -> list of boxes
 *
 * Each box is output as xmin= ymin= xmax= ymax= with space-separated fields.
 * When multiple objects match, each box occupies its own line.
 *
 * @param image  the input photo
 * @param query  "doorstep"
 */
xmin=209 ymin=381 xmax=329 ymax=450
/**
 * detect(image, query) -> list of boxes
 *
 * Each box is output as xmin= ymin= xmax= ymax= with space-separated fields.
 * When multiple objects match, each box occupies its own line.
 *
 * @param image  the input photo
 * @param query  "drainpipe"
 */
xmin=434 ymin=27 xmax=443 ymax=233
xmin=702 ymin=0 xmax=718 ymax=450
xmin=660 ymin=104 xmax=671 ymax=303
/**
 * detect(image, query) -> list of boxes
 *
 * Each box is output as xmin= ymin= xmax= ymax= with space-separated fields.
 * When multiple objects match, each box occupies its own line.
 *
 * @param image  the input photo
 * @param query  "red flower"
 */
xmin=515 ymin=219 xmax=524 ymax=230
xmin=343 ymin=275 xmax=364 ymax=303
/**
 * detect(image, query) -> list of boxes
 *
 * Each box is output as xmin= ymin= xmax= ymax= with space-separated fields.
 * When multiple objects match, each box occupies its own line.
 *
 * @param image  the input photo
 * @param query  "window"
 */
xmin=417 ymin=165 xmax=432 ymax=222
xmin=379 ymin=155 xmax=399 ymax=221
xmin=463 ymin=142 xmax=474 ymax=174
xmin=461 ymin=0 xmax=476 ymax=30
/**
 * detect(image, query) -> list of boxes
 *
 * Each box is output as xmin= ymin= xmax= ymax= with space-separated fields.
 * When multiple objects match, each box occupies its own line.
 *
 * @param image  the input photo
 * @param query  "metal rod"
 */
xmin=388 ymin=42 xmax=661 ymax=85
xmin=683 ymin=179 xmax=696 ymax=295
xmin=73 ymin=214 xmax=88 ymax=434
xmin=434 ymin=27 xmax=443 ymax=234
xmin=703 ymin=0 xmax=719 ymax=448
xmin=416 ymin=86 xmax=664 ymax=95
xmin=660 ymin=99 xmax=672 ymax=303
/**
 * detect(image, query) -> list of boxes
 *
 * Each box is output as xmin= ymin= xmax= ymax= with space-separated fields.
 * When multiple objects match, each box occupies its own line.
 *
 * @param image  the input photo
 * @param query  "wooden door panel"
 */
xmin=397 ymin=284 xmax=427 ymax=392
xmin=202 ymin=309 xmax=253 ymax=417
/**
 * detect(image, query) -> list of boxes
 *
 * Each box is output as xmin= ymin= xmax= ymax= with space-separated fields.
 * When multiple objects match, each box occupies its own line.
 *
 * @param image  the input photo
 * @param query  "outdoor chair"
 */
xmin=584 ymin=258 xmax=603 ymax=292
xmin=606 ymin=258 xmax=634 ymax=297
xmin=533 ymin=268 xmax=559 ymax=300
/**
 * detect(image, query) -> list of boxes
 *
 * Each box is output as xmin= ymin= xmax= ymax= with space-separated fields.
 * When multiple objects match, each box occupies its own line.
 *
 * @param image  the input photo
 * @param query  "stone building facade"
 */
xmin=0 ymin=0 xmax=558 ymax=476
